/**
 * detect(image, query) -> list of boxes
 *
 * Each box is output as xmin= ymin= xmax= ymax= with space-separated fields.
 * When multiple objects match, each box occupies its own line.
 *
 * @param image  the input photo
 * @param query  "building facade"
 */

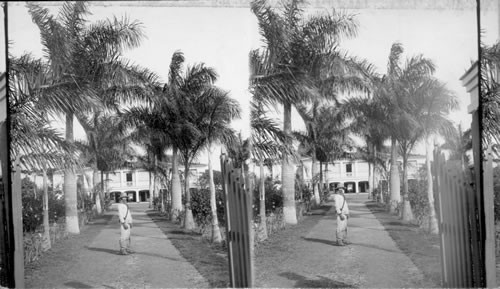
xmin=265 ymin=154 xmax=427 ymax=194
xmin=30 ymin=163 xmax=209 ymax=203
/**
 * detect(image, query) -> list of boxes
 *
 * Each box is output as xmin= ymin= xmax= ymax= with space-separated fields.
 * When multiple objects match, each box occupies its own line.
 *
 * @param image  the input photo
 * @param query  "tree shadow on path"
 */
xmin=279 ymin=272 xmax=355 ymax=288
xmin=63 ymin=281 xmax=94 ymax=288
xmin=85 ymin=246 xmax=182 ymax=261
xmin=301 ymin=236 xmax=402 ymax=253
xmin=301 ymin=237 xmax=336 ymax=246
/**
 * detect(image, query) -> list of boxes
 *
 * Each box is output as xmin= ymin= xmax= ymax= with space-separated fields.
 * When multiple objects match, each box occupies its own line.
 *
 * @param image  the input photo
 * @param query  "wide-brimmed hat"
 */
xmin=119 ymin=192 xmax=129 ymax=199
xmin=335 ymin=186 xmax=346 ymax=191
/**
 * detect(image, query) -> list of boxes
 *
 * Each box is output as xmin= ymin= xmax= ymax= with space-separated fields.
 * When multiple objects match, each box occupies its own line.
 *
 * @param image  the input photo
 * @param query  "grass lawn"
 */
xmin=365 ymin=201 xmax=442 ymax=287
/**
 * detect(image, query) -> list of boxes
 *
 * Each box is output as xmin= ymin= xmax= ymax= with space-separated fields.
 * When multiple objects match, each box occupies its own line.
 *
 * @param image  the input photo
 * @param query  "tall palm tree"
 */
xmin=382 ymin=43 xmax=436 ymax=221
xmin=416 ymin=78 xmax=457 ymax=233
xmin=294 ymin=102 xmax=355 ymax=201
xmin=201 ymin=87 xmax=241 ymax=243
xmin=343 ymin=92 xmax=389 ymax=202
xmin=77 ymin=113 xmax=136 ymax=213
xmin=9 ymin=53 xmax=79 ymax=250
xmin=373 ymin=42 xmax=434 ymax=216
xmin=294 ymin=102 xmax=323 ymax=206
xmin=122 ymin=52 xmax=218 ymax=226
xmin=27 ymin=1 xmax=150 ymax=234
xmin=316 ymin=105 xmax=355 ymax=191
xmin=250 ymin=0 xmax=371 ymax=224
xmin=246 ymin=98 xmax=292 ymax=240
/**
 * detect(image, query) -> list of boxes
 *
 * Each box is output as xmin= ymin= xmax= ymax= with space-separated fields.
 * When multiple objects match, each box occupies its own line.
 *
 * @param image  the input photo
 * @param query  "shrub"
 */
xmin=22 ymin=177 xmax=65 ymax=233
xmin=493 ymin=166 xmax=500 ymax=222
xmin=252 ymin=177 xmax=283 ymax=217
xmin=407 ymin=178 xmax=429 ymax=225
xmin=185 ymin=188 xmax=226 ymax=227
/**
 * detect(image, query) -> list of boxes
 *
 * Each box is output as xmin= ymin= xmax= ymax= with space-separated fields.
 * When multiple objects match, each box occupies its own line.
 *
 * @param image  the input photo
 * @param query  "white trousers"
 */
xmin=336 ymin=215 xmax=348 ymax=242
xmin=120 ymin=225 xmax=131 ymax=249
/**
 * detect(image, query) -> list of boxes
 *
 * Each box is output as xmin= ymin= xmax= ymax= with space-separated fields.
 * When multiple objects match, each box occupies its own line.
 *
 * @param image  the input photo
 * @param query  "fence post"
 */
xmin=221 ymin=154 xmax=254 ymax=288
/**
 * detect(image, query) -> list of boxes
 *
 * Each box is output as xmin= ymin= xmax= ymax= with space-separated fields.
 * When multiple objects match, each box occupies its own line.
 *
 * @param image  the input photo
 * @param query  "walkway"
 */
xmin=26 ymin=195 xmax=435 ymax=288
xmin=255 ymin=194 xmax=432 ymax=288
xmin=25 ymin=203 xmax=208 ymax=288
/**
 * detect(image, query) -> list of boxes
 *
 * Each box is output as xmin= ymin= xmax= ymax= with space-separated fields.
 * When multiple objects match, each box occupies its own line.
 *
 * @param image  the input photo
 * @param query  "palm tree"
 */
xmin=201 ymin=87 xmax=241 ymax=243
xmin=77 ymin=113 xmax=136 ymax=213
xmin=122 ymin=52 xmax=219 ymax=226
xmin=9 ymin=53 xmax=79 ymax=250
xmin=382 ymin=44 xmax=436 ymax=221
xmin=440 ymin=124 xmax=472 ymax=166
xmin=481 ymin=41 xmax=500 ymax=154
xmin=294 ymin=102 xmax=354 ymax=201
xmin=416 ymin=78 xmax=457 ymax=233
xmin=250 ymin=0 xmax=372 ymax=224
xmin=27 ymin=1 xmax=150 ymax=234
xmin=247 ymin=98 xmax=292 ymax=240
xmin=294 ymin=102 xmax=323 ymax=206
xmin=342 ymin=78 xmax=389 ymax=201
xmin=316 ymin=105 xmax=355 ymax=192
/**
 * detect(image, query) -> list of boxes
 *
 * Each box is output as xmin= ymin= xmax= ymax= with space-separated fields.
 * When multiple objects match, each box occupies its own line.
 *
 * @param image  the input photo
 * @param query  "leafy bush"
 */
xmin=77 ymin=192 xmax=94 ymax=212
xmin=186 ymin=188 xmax=226 ymax=227
xmin=252 ymin=177 xmax=283 ymax=217
xmin=407 ymin=178 xmax=429 ymax=225
xmin=22 ymin=177 xmax=65 ymax=233
xmin=198 ymin=170 xmax=223 ymax=190
xmin=493 ymin=166 xmax=500 ymax=222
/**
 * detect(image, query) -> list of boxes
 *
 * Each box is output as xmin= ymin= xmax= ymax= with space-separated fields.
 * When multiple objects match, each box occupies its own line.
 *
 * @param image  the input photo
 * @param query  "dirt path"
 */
xmin=25 ymin=203 xmax=208 ymax=288
xmin=255 ymin=194 xmax=435 ymax=288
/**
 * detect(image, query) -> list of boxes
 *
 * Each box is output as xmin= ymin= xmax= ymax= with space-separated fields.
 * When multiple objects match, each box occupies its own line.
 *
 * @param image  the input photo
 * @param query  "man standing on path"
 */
xmin=333 ymin=186 xmax=349 ymax=246
xmin=118 ymin=192 xmax=134 ymax=255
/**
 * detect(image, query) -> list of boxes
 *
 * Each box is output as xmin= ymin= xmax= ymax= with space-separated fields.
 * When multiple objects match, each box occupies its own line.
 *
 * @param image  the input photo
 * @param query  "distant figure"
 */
xmin=334 ymin=186 xmax=350 ymax=246
xmin=118 ymin=192 xmax=134 ymax=255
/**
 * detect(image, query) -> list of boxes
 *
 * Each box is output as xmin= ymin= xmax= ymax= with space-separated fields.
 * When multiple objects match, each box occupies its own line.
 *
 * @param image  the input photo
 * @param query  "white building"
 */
xmin=29 ymin=162 xmax=209 ymax=203
xmin=265 ymin=154 xmax=427 ymax=194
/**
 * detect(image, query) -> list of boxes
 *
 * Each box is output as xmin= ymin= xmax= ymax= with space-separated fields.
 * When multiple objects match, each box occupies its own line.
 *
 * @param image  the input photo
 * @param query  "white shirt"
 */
xmin=118 ymin=203 xmax=133 ymax=224
xmin=333 ymin=194 xmax=349 ymax=215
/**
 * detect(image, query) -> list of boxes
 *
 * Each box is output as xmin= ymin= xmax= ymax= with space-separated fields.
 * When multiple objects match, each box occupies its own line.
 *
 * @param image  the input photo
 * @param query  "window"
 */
xmin=126 ymin=172 xmax=133 ymax=186
xmin=345 ymin=163 xmax=352 ymax=176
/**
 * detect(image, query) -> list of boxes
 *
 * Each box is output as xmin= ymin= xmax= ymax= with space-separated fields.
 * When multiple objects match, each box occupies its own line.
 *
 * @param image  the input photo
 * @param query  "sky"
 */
xmin=4 ymin=1 xmax=498 ymax=169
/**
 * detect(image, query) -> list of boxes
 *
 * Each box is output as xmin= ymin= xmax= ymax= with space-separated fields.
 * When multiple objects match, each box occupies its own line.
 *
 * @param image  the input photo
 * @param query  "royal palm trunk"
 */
xmin=64 ymin=112 xmax=79 ymax=234
xmin=425 ymin=134 xmax=438 ymax=233
xmin=368 ymin=144 xmax=373 ymax=199
xmin=389 ymin=136 xmax=401 ymax=213
xmin=368 ymin=162 xmax=373 ymax=199
xmin=324 ymin=162 xmax=329 ymax=194
xmin=86 ymin=171 xmax=94 ymax=199
xmin=42 ymin=168 xmax=51 ymax=251
xmin=319 ymin=161 xmax=323 ymax=198
xmin=93 ymin=170 xmax=101 ymax=213
xmin=208 ymin=144 xmax=222 ymax=243
xmin=171 ymin=147 xmax=183 ymax=219
xmin=259 ymin=160 xmax=268 ymax=240
xmin=282 ymin=103 xmax=297 ymax=225
xmin=149 ymin=171 xmax=153 ymax=208
xmin=183 ymin=162 xmax=195 ymax=230
xmin=401 ymin=155 xmax=414 ymax=221
xmin=311 ymin=154 xmax=320 ymax=206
